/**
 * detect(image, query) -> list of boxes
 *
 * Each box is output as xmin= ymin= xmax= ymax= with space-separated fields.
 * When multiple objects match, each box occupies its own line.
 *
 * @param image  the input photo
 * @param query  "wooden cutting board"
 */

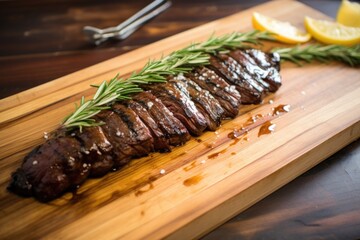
xmin=0 ymin=1 xmax=359 ymax=239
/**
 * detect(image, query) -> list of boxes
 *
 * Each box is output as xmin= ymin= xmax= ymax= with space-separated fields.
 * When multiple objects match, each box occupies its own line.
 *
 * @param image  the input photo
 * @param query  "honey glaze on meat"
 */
xmin=8 ymin=49 xmax=281 ymax=202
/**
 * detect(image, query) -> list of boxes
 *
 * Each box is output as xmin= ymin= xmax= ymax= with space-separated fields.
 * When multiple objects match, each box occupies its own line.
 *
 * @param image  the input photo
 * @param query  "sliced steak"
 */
xmin=217 ymin=54 xmax=267 ymax=100
xmin=133 ymin=91 xmax=190 ymax=146
xmin=75 ymin=126 xmax=114 ymax=177
xmin=95 ymin=110 xmax=147 ymax=168
xmin=8 ymin=136 xmax=87 ymax=202
xmin=170 ymin=74 xmax=224 ymax=130
xmin=187 ymin=66 xmax=241 ymax=118
xmin=229 ymin=50 xmax=270 ymax=90
xmin=8 ymin=47 xmax=283 ymax=202
xmin=208 ymin=55 xmax=264 ymax=104
xmin=144 ymin=82 xmax=207 ymax=136
xmin=230 ymin=49 xmax=281 ymax=92
xmin=126 ymin=100 xmax=171 ymax=152
xmin=245 ymin=49 xmax=282 ymax=91
xmin=112 ymin=103 xmax=154 ymax=154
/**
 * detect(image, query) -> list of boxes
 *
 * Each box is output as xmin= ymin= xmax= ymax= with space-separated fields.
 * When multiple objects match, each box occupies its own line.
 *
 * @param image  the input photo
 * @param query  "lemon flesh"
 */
xmin=305 ymin=16 xmax=360 ymax=46
xmin=337 ymin=0 xmax=360 ymax=27
xmin=252 ymin=12 xmax=311 ymax=44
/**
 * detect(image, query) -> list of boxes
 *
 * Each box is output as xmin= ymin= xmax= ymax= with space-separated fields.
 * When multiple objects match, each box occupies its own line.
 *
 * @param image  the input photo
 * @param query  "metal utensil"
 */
xmin=84 ymin=0 xmax=171 ymax=45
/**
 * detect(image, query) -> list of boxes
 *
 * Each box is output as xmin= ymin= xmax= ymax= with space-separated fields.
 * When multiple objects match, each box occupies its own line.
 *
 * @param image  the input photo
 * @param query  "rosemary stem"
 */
xmin=273 ymin=44 xmax=360 ymax=66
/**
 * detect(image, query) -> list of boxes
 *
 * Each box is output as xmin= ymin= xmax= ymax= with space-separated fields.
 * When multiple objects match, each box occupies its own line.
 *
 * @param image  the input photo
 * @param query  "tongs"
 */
xmin=84 ymin=0 xmax=171 ymax=45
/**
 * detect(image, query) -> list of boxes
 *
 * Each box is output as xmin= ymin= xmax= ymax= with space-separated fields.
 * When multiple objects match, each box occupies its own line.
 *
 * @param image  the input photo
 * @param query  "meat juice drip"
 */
xmin=228 ymin=130 xmax=242 ymax=139
xmin=229 ymin=137 xmax=241 ymax=146
xmin=206 ymin=120 xmax=253 ymax=160
xmin=135 ymin=182 xmax=154 ymax=197
xmin=258 ymin=121 xmax=276 ymax=137
xmin=183 ymin=174 xmax=204 ymax=186
xmin=207 ymin=148 xmax=227 ymax=159
xmin=207 ymin=104 xmax=290 ymax=160
xmin=204 ymin=142 xmax=215 ymax=149
xmin=244 ymin=114 xmax=264 ymax=127
xmin=228 ymin=130 xmax=241 ymax=146
xmin=228 ymin=130 xmax=249 ymax=146
xmin=183 ymin=161 xmax=198 ymax=171
xmin=134 ymin=176 xmax=157 ymax=197
xmin=272 ymin=104 xmax=290 ymax=116
xmin=136 ymin=104 xmax=286 ymax=194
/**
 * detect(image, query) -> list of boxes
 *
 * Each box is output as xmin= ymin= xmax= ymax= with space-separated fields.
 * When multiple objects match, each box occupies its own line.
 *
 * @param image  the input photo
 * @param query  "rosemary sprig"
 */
xmin=273 ymin=44 xmax=360 ymax=66
xmin=62 ymin=30 xmax=273 ymax=130
xmin=184 ymin=30 xmax=274 ymax=54
xmin=62 ymin=75 xmax=142 ymax=131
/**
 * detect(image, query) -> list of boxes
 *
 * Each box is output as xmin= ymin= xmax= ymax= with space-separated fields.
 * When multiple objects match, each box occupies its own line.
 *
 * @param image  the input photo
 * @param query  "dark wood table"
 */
xmin=1 ymin=0 xmax=359 ymax=239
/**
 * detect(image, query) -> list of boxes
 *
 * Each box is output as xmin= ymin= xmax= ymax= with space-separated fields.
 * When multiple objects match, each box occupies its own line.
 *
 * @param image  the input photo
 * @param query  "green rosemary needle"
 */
xmin=273 ymin=44 xmax=360 ymax=66
xmin=62 ymin=30 xmax=272 ymax=130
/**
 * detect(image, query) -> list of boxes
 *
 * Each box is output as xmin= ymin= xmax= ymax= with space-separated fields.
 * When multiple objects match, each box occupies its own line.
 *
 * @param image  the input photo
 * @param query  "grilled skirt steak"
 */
xmin=144 ymin=81 xmax=208 ymax=136
xmin=169 ymin=74 xmax=225 ymax=131
xmin=125 ymin=99 xmax=171 ymax=152
xmin=208 ymin=55 xmax=264 ymax=104
xmin=229 ymin=50 xmax=281 ymax=92
xmin=76 ymin=126 xmax=113 ymax=177
xmin=132 ymin=91 xmax=190 ymax=146
xmin=8 ymin=136 xmax=87 ymax=202
xmin=187 ymin=67 xmax=241 ymax=118
xmin=8 ymin=49 xmax=281 ymax=202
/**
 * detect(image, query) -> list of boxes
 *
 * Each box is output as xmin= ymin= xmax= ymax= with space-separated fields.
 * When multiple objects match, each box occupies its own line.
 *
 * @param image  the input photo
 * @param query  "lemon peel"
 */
xmin=305 ymin=16 xmax=360 ymax=46
xmin=252 ymin=12 xmax=311 ymax=44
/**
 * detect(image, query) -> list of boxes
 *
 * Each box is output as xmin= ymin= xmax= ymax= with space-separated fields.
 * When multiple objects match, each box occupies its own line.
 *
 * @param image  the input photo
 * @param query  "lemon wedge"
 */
xmin=252 ymin=12 xmax=311 ymax=44
xmin=304 ymin=16 xmax=360 ymax=46
xmin=337 ymin=0 xmax=360 ymax=27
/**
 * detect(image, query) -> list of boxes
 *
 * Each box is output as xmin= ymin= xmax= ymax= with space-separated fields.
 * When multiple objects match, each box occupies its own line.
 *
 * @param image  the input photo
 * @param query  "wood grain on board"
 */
xmin=0 ymin=1 xmax=359 ymax=239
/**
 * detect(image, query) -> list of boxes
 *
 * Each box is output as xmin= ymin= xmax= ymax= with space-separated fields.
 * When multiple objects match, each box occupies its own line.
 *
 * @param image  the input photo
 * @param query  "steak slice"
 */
xmin=187 ymin=66 xmax=241 ymax=118
xmin=245 ymin=49 xmax=282 ymax=91
xmin=230 ymin=49 xmax=281 ymax=92
xmin=126 ymin=100 xmax=171 ymax=152
xmin=208 ymin=55 xmax=264 ymax=104
xmin=133 ymin=91 xmax=190 ymax=146
xmin=8 ymin=136 xmax=87 ymax=202
xmin=144 ymin=82 xmax=207 ymax=136
xmin=75 ymin=126 xmax=114 ymax=177
xmin=228 ymin=50 xmax=270 ymax=90
xmin=170 ymin=74 xmax=224 ymax=130
xmin=217 ymin=54 xmax=267 ymax=99
xmin=112 ymin=103 xmax=154 ymax=154
xmin=95 ymin=110 xmax=149 ymax=168
xmin=246 ymin=49 xmax=280 ymax=70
